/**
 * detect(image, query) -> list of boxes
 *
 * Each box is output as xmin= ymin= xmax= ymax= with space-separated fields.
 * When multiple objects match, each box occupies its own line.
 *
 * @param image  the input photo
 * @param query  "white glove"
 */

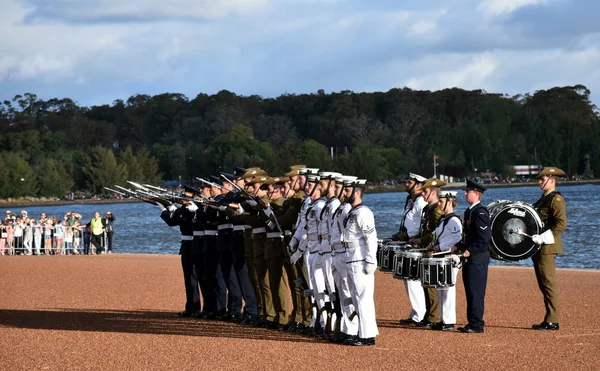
xmin=167 ymin=204 xmax=177 ymax=212
xmin=289 ymin=248 xmax=304 ymax=265
xmin=315 ymin=253 xmax=323 ymax=269
xmin=246 ymin=199 xmax=258 ymax=208
xmin=187 ymin=202 xmax=199 ymax=212
xmin=218 ymin=205 xmax=227 ymax=211
xmin=532 ymin=230 xmax=555 ymax=245
xmin=363 ymin=263 xmax=377 ymax=275
xmin=154 ymin=203 xmax=166 ymax=212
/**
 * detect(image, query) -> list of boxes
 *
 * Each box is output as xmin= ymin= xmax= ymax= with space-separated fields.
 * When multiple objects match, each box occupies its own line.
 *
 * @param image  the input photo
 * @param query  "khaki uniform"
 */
xmin=533 ymin=190 xmax=567 ymax=323
xmin=279 ymin=191 xmax=312 ymax=325
xmin=265 ymin=197 xmax=290 ymax=325
xmin=420 ymin=202 xmax=445 ymax=323
xmin=250 ymin=196 xmax=274 ymax=321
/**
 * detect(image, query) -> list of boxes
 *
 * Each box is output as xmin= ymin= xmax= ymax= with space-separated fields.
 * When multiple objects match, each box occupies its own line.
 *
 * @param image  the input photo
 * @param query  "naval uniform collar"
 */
xmin=468 ymin=201 xmax=481 ymax=210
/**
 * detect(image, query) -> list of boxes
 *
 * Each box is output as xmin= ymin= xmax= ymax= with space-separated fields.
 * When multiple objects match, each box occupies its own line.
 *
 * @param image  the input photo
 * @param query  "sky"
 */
xmin=1 ymin=0 xmax=599 ymax=107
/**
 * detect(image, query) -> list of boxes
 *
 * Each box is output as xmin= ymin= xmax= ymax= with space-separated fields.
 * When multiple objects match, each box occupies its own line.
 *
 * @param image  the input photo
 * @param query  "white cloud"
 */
xmin=477 ymin=0 xmax=549 ymax=16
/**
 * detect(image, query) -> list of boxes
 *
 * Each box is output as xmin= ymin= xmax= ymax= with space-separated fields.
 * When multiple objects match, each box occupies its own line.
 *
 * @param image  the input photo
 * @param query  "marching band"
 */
xmin=114 ymin=165 xmax=566 ymax=346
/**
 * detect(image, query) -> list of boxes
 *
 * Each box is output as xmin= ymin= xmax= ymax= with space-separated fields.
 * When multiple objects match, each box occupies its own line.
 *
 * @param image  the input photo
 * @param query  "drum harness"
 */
xmin=433 ymin=213 xmax=464 ymax=269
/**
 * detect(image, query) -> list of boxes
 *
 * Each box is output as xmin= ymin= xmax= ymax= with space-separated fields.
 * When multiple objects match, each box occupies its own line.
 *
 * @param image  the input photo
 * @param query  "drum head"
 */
xmin=489 ymin=201 xmax=542 ymax=261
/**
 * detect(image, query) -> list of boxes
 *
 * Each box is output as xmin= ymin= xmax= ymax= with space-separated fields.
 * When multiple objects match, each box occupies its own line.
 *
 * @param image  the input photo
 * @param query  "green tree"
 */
xmin=36 ymin=158 xmax=74 ymax=197
xmin=85 ymin=147 xmax=127 ymax=193
xmin=295 ymin=139 xmax=332 ymax=170
xmin=0 ymin=152 xmax=37 ymax=197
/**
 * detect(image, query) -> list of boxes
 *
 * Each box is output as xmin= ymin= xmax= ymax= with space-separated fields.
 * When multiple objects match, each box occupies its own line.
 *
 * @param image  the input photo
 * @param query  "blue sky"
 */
xmin=1 ymin=0 xmax=599 ymax=107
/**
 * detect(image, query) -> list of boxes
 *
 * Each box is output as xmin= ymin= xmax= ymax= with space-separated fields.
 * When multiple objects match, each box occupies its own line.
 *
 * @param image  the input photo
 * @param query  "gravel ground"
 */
xmin=1 ymin=254 xmax=598 ymax=370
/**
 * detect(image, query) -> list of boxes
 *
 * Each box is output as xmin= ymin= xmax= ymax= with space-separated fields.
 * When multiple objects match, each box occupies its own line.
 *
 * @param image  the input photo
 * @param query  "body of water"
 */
xmin=3 ymin=183 xmax=599 ymax=269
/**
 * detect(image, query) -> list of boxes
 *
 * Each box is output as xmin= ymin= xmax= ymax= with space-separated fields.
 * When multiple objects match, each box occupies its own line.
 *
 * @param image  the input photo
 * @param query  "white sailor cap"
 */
xmin=301 ymin=168 xmax=320 ymax=175
xmin=344 ymin=178 xmax=367 ymax=187
xmin=318 ymin=172 xmax=342 ymax=179
xmin=440 ymin=191 xmax=457 ymax=199
xmin=307 ymin=174 xmax=321 ymax=183
xmin=408 ymin=172 xmax=427 ymax=183
xmin=336 ymin=175 xmax=357 ymax=183
xmin=297 ymin=168 xmax=309 ymax=175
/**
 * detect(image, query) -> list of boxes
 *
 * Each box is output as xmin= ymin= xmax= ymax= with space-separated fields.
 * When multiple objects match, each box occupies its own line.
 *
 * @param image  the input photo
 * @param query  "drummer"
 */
xmin=427 ymin=191 xmax=462 ymax=331
xmin=408 ymin=178 xmax=446 ymax=328
xmin=395 ymin=173 xmax=428 ymax=326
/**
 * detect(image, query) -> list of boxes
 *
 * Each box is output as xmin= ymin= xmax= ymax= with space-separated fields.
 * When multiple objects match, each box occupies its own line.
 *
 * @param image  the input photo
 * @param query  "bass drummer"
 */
xmin=427 ymin=191 xmax=462 ymax=331
xmin=530 ymin=167 xmax=567 ymax=331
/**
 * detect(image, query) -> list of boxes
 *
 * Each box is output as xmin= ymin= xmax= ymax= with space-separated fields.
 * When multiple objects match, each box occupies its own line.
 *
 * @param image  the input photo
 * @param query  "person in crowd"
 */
xmin=54 ymin=219 xmax=65 ymax=255
xmin=33 ymin=219 xmax=42 ymax=255
xmin=6 ymin=220 xmax=15 ymax=255
xmin=73 ymin=221 xmax=82 ymax=255
xmin=83 ymin=225 xmax=92 ymax=255
xmin=64 ymin=224 xmax=74 ymax=255
xmin=88 ymin=211 xmax=106 ymax=254
xmin=44 ymin=218 xmax=54 ymax=255
xmin=13 ymin=217 xmax=24 ymax=255
xmin=23 ymin=217 xmax=33 ymax=255
xmin=104 ymin=211 xmax=116 ymax=253
xmin=0 ymin=222 xmax=7 ymax=255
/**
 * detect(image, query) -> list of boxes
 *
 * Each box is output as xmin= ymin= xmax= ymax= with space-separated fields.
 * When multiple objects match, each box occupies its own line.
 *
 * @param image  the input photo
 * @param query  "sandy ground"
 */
xmin=1 ymin=254 xmax=599 ymax=370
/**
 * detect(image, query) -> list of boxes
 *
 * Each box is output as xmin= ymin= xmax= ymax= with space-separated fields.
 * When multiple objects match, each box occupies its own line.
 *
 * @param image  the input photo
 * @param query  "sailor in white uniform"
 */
xmin=343 ymin=179 xmax=379 ymax=346
xmin=396 ymin=173 xmax=428 ymax=325
xmin=329 ymin=175 xmax=358 ymax=343
xmin=428 ymin=191 xmax=462 ymax=331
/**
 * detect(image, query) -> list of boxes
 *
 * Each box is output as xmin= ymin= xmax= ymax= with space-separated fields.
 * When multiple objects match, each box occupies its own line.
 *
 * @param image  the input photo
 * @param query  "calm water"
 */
xmin=3 ymin=183 xmax=599 ymax=269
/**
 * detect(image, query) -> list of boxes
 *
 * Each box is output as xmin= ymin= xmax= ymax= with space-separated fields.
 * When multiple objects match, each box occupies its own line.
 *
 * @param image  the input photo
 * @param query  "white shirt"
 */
xmin=292 ymin=196 xmax=311 ymax=242
xmin=331 ymin=202 xmax=351 ymax=245
xmin=434 ymin=214 xmax=463 ymax=251
xmin=401 ymin=194 xmax=427 ymax=238
xmin=343 ymin=205 xmax=378 ymax=264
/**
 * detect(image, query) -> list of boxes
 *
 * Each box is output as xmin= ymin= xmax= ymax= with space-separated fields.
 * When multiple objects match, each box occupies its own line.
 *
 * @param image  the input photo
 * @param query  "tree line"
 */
xmin=1 ymin=85 xmax=598 ymax=197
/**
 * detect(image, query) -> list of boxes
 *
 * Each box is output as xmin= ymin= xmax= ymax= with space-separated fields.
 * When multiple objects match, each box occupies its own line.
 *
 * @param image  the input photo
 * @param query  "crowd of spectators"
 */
xmin=0 ymin=209 xmax=115 ymax=256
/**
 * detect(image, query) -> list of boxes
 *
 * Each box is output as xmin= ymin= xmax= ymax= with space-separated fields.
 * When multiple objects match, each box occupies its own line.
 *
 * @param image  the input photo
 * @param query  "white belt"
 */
xmin=204 ymin=230 xmax=218 ymax=236
xmin=218 ymin=223 xmax=233 ymax=230
xmin=307 ymin=235 xmax=319 ymax=241
xmin=331 ymin=242 xmax=345 ymax=251
xmin=193 ymin=231 xmax=205 ymax=236
xmin=342 ymin=240 xmax=365 ymax=250
xmin=267 ymin=232 xmax=283 ymax=238
xmin=253 ymin=227 xmax=267 ymax=234
xmin=233 ymin=225 xmax=246 ymax=231
xmin=181 ymin=235 xmax=194 ymax=241
xmin=244 ymin=225 xmax=252 ymax=229
xmin=284 ymin=230 xmax=292 ymax=236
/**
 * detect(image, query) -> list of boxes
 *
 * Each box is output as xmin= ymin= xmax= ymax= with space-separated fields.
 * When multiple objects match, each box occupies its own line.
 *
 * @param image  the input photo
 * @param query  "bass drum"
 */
xmin=487 ymin=200 xmax=543 ymax=261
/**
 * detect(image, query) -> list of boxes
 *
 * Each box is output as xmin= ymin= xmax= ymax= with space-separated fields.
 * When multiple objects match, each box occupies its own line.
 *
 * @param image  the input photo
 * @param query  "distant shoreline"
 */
xmin=1 ymin=179 xmax=598 ymax=208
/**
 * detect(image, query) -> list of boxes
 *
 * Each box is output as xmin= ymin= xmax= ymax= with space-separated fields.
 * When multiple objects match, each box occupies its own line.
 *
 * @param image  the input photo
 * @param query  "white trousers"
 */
xmin=347 ymin=262 xmax=378 ymax=339
xmin=24 ymin=237 xmax=32 ymax=254
xmin=332 ymin=252 xmax=358 ymax=336
xmin=319 ymin=241 xmax=338 ymax=293
xmin=404 ymin=279 xmax=426 ymax=321
xmin=308 ymin=252 xmax=327 ymax=327
xmin=34 ymin=235 xmax=42 ymax=254
xmin=438 ymin=266 xmax=459 ymax=324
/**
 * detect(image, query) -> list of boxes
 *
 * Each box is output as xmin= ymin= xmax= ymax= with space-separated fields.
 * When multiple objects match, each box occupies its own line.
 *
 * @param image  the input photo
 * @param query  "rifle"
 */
xmin=196 ymin=177 xmax=223 ymax=190
xmin=219 ymin=174 xmax=283 ymax=234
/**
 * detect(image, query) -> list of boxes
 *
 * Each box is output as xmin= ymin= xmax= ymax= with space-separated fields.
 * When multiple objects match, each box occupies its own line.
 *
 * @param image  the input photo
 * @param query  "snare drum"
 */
xmin=420 ymin=255 xmax=460 ymax=289
xmin=380 ymin=242 xmax=407 ymax=271
xmin=394 ymin=249 xmax=426 ymax=280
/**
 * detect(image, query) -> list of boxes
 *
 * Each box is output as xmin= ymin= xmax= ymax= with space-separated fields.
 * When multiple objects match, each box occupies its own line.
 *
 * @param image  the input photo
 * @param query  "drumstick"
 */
xmin=409 ymin=248 xmax=428 ymax=252
xmin=509 ymin=229 xmax=532 ymax=238
xmin=431 ymin=250 xmax=452 ymax=256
